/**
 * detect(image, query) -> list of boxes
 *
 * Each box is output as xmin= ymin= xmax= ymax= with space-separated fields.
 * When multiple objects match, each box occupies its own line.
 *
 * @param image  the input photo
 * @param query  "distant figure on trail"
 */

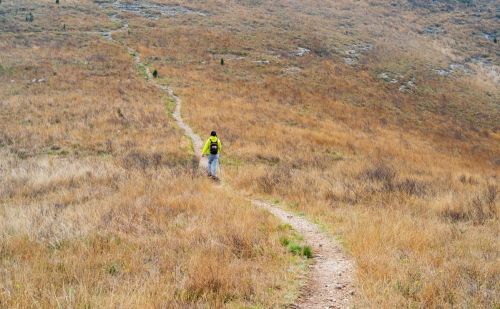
xmin=202 ymin=130 xmax=222 ymax=180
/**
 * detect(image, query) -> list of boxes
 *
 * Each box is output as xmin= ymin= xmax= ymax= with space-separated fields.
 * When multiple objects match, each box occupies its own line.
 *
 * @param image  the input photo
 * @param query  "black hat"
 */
xmin=211 ymin=130 xmax=217 ymax=136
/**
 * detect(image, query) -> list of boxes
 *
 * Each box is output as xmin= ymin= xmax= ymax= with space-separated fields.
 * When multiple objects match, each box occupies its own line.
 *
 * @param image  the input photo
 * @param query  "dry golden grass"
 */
xmin=1 ymin=2 xmax=307 ymax=307
xmin=124 ymin=0 xmax=499 ymax=307
xmin=1 ymin=155 xmax=304 ymax=307
xmin=1 ymin=0 xmax=499 ymax=307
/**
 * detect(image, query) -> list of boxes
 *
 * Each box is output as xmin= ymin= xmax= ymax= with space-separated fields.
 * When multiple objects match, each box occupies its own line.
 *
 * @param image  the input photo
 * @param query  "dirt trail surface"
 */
xmin=100 ymin=9 xmax=354 ymax=308
xmin=253 ymin=201 xmax=354 ymax=308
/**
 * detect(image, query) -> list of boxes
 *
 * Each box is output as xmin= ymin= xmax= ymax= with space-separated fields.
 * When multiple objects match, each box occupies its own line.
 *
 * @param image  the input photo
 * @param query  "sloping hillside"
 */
xmin=1 ymin=0 xmax=498 ymax=308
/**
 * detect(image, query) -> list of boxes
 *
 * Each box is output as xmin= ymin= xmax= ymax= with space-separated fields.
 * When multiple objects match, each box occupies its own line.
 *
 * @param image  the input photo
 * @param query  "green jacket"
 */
xmin=202 ymin=136 xmax=222 ymax=155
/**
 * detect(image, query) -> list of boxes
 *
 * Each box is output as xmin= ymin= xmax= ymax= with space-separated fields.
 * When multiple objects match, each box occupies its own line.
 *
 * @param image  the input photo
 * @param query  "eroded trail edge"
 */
xmin=102 ymin=11 xmax=355 ymax=309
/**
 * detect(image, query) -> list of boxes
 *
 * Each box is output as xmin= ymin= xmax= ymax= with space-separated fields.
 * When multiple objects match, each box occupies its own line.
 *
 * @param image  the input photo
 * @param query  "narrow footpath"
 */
xmin=102 ymin=10 xmax=355 ymax=308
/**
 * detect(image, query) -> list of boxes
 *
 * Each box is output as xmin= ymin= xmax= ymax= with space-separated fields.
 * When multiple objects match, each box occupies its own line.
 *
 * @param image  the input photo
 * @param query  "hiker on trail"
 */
xmin=202 ymin=130 xmax=222 ymax=180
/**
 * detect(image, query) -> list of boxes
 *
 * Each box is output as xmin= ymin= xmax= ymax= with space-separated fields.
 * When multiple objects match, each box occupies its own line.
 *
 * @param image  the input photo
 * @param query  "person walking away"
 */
xmin=202 ymin=131 xmax=222 ymax=180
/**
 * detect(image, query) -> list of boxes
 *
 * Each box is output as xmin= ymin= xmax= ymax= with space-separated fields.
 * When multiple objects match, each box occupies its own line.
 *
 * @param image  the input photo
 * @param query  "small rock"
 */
xmin=296 ymin=47 xmax=311 ymax=57
xmin=343 ymin=57 xmax=356 ymax=65
xmin=253 ymin=60 xmax=270 ymax=65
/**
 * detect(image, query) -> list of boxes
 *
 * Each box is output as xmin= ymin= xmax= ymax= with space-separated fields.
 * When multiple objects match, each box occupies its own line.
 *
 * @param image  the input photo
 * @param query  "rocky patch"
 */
xmin=295 ymin=47 xmax=311 ymax=57
xmin=399 ymin=78 xmax=417 ymax=93
xmin=377 ymin=72 xmax=417 ymax=93
xmin=435 ymin=63 xmax=469 ymax=76
xmin=481 ymin=30 xmax=498 ymax=42
xmin=378 ymin=72 xmax=400 ymax=84
xmin=342 ymin=42 xmax=373 ymax=66
xmin=422 ymin=24 xmax=445 ymax=35
xmin=283 ymin=66 xmax=302 ymax=75
xmin=97 ymin=0 xmax=206 ymax=19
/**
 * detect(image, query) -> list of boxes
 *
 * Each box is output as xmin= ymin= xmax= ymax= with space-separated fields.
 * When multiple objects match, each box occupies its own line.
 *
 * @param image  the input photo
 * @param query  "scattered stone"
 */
xmin=295 ymin=47 xmax=311 ymax=57
xmin=481 ymin=31 xmax=497 ymax=42
xmin=435 ymin=69 xmax=449 ymax=76
xmin=212 ymin=53 xmax=245 ymax=61
xmin=109 ymin=1 xmax=207 ymax=19
xmin=31 ymin=78 xmax=47 ymax=84
xmin=378 ymin=72 xmax=399 ymax=83
xmin=253 ymin=60 xmax=270 ymax=65
xmin=343 ymin=57 xmax=357 ymax=65
xmin=399 ymin=77 xmax=417 ymax=93
xmin=283 ymin=66 xmax=302 ymax=74
xmin=434 ymin=63 xmax=469 ymax=77
xmin=422 ymin=24 xmax=445 ymax=35
xmin=96 ymin=0 xmax=206 ymax=24
xmin=468 ymin=55 xmax=493 ymax=66
xmin=350 ymin=43 xmax=373 ymax=52
xmin=342 ymin=42 xmax=373 ymax=65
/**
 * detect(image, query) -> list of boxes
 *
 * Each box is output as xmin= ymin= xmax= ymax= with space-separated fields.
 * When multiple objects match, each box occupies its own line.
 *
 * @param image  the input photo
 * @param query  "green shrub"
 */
xmin=302 ymin=246 xmax=313 ymax=259
xmin=106 ymin=264 xmax=119 ymax=276
xmin=288 ymin=242 xmax=302 ymax=255
xmin=279 ymin=236 xmax=290 ymax=246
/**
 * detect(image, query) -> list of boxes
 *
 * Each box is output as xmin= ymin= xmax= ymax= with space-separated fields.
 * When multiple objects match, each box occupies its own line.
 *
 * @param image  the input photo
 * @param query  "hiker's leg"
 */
xmin=210 ymin=155 xmax=219 ymax=177
xmin=207 ymin=155 xmax=214 ymax=176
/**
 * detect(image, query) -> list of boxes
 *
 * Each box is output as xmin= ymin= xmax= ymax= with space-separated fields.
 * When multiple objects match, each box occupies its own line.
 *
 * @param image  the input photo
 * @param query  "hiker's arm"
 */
xmin=201 ymin=139 xmax=209 ymax=156
xmin=218 ymin=139 xmax=222 ymax=154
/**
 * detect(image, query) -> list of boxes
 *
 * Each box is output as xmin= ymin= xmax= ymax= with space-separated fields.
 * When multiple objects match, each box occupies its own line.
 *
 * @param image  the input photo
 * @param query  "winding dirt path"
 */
xmin=101 ymin=10 xmax=355 ymax=308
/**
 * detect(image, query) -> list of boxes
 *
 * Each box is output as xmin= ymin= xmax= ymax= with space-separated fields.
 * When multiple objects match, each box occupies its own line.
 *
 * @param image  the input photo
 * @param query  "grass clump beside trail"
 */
xmin=279 ymin=224 xmax=313 ymax=259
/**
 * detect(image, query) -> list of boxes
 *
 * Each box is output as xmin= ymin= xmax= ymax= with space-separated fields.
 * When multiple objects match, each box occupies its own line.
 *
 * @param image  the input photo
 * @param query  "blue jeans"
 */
xmin=207 ymin=154 xmax=219 ymax=177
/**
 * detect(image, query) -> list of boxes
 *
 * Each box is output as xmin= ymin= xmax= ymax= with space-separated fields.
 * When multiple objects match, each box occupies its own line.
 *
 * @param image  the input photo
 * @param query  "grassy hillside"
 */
xmin=1 ymin=0 xmax=498 ymax=308
xmin=0 ymin=1 xmax=307 ymax=307
xmin=125 ymin=0 xmax=499 ymax=307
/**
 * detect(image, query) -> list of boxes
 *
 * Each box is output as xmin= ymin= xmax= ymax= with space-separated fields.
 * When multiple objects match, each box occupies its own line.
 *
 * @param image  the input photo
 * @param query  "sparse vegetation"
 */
xmin=279 ymin=228 xmax=314 ymax=259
